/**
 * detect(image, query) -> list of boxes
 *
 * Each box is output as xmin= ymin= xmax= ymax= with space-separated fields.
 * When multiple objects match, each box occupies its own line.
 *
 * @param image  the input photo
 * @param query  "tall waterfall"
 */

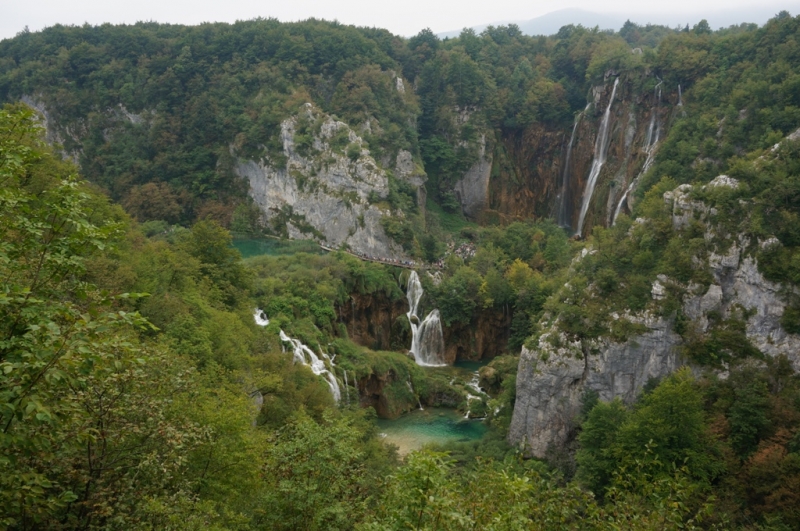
xmin=556 ymin=105 xmax=589 ymax=230
xmin=279 ymin=330 xmax=342 ymax=402
xmin=406 ymin=271 xmax=446 ymax=367
xmin=576 ymin=77 xmax=620 ymax=237
xmin=612 ymin=82 xmax=662 ymax=225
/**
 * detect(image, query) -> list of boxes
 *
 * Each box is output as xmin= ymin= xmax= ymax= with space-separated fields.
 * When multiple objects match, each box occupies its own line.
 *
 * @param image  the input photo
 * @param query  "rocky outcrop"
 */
xmin=338 ymin=290 xmax=511 ymax=364
xmin=509 ymin=315 xmax=683 ymax=457
xmin=453 ymin=134 xmax=492 ymax=219
xmin=21 ymin=94 xmax=148 ymax=164
xmin=357 ymin=369 xmax=417 ymax=419
xmin=509 ymin=179 xmax=800 ymax=457
xmin=395 ymin=149 xmax=427 ymax=211
xmin=237 ymin=104 xmax=421 ymax=258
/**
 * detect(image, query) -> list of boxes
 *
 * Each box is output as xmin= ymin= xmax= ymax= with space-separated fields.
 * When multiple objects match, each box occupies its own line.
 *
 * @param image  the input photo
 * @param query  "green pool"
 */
xmin=376 ymin=408 xmax=487 ymax=456
xmin=232 ymin=238 xmax=323 ymax=259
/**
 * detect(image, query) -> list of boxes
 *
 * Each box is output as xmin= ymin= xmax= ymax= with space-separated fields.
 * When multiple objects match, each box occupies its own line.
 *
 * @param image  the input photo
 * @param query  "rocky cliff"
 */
xmin=236 ymin=104 xmax=424 ymax=258
xmin=509 ymin=176 xmax=800 ymax=457
xmin=478 ymin=74 xmax=679 ymax=233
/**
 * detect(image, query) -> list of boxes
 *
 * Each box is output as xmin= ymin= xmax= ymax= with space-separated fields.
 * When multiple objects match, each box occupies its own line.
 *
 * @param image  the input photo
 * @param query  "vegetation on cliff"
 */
xmin=4 ymin=10 xmax=800 ymax=530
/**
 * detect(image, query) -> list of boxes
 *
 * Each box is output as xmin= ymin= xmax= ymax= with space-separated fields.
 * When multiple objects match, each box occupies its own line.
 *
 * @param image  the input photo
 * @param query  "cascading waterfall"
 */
xmin=464 ymin=371 xmax=488 ymax=419
xmin=254 ymin=308 xmax=270 ymax=326
xmin=678 ymin=84 xmax=683 ymax=107
xmin=406 ymin=271 xmax=446 ymax=367
xmin=556 ymin=104 xmax=589 ymax=229
xmin=576 ymin=77 xmax=620 ymax=237
xmin=279 ymin=330 xmax=342 ymax=402
xmin=612 ymin=82 xmax=663 ymax=225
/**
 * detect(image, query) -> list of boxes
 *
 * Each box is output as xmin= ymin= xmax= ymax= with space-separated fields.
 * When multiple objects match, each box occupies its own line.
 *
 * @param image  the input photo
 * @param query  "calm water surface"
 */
xmin=376 ymin=407 xmax=487 ymax=456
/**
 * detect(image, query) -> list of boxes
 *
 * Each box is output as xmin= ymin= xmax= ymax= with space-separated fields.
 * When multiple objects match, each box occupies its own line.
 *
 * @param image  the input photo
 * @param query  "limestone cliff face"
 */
xmin=453 ymin=133 xmax=492 ymax=219
xmin=237 ymin=104 xmax=419 ymax=258
xmin=485 ymin=74 xmax=679 ymax=233
xmin=509 ymin=177 xmax=800 ymax=457
xmin=20 ymin=94 xmax=146 ymax=165
xmin=509 ymin=316 xmax=683 ymax=457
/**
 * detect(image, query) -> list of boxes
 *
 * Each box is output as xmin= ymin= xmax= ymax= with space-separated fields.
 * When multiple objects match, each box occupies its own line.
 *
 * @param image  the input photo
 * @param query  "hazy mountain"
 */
xmin=438 ymin=5 xmax=797 ymax=38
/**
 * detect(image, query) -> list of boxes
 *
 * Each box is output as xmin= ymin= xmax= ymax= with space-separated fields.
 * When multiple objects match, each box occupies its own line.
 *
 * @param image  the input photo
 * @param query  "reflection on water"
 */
xmin=376 ymin=408 xmax=487 ymax=456
xmin=453 ymin=359 xmax=490 ymax=372
xmin=232 ymin=238 xmax=322 ymax=259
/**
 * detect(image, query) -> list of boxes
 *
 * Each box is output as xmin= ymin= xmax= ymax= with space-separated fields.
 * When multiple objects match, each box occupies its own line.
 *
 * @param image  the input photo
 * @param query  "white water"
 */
xmin=556 ymin=104 xmax=589 ymax=230
xmin=612 ymin=83 xmax=662 ymax=225
xmin=406 ymin=379 xmax=424 ymax=410
xmin=678 ymin=84 xmax=683 ymax=107
xmin=279 ymin=330 xmax=342 ymax=402
xmin=576 ymin=78 xmax=620 ymax=237
xmin=254 ymin=308 xmax=270 ymax=326
xmin=463 ymin=370 xmax=489 ymax=419
xmin=406 ymin=271 xmax=446 ymax=367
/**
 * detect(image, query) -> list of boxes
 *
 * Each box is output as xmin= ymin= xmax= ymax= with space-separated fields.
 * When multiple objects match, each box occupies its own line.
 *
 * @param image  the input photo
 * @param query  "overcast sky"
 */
xmin=2 ymin=0 xmax=799 ymax=41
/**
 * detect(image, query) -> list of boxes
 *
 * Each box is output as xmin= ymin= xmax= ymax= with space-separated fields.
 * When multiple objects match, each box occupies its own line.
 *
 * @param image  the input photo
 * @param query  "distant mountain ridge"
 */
xmin=437 ymin=6 xmax=797 ymax=37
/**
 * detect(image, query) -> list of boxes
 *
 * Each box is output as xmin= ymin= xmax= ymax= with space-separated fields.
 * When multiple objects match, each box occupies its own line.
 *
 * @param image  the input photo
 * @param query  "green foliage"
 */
xmin=363 ymin=447 xmax=712 ymax=530
xmin=576 ymin=369 xmax=719 ymax=498
xmin=259 ymin=411 xmax=393 ymax=531
xmin=0 ymin=105 xmax=263 ymax=529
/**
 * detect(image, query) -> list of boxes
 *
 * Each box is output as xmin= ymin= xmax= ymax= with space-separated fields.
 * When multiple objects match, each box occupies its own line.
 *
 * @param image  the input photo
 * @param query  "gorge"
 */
xmin=4 ymin=12 xmax=800 ymax=529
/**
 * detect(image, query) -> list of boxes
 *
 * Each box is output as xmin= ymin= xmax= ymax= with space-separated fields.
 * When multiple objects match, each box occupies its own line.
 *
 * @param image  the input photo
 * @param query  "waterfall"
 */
xmin=576 ymin=78 xmax=620 ymax=237
xmin=678 ymin=84 xmax=683 ymax=107
xmin=406 ymin=379 xmax=424 ymax=410
xmin=612 ymin=83 xmax=662 ymax=225
xmin=254 ymin=308 xmax=270 ymax=326
xmin=344 ymin=370 xmax=350 ymax=405
xmin=249 ymin=390 xmax=264 ymax=426
xmin=556 ymin=105 xmax=589 ymax=230
xmin=279 ymin=330 xmax=342 ymax=402
xmin=406 ymin=271 xmax=446 ymax=367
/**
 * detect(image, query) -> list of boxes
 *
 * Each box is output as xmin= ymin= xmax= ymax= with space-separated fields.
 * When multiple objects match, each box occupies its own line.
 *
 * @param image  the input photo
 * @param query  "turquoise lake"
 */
xmin=376 ymin=407 xmax=487 ymax=456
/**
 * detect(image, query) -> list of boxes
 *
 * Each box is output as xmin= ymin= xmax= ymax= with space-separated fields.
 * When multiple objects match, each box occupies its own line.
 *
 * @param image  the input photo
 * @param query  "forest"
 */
xmin=2 ymin=11 xmax=800 ymax=531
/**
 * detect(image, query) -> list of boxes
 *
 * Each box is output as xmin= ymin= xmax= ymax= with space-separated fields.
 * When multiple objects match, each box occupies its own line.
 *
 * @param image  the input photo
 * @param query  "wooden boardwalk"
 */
xmin=318 ymin=244 xmax=433 ymax=270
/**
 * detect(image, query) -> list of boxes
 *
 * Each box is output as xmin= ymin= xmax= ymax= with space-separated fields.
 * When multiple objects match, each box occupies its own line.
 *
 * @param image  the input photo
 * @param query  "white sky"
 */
xmin=2 ymin=0 xmax=798 ymax=41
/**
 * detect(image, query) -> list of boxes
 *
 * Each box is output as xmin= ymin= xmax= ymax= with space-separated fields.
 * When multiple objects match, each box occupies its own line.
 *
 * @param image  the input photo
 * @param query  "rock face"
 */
xmin=486 ymin=75 xmax=679 ymax=232
xmin=443 ymin=309 xmax=512 ymax=364
xmin=509 ymin=316 xmax=683 ymax=457
xmin=237 ymin=104 xmax=418 ymax=258
xmin=509 ymin=180 xmax=800 ymax=457
xmin=357 ymin=369 xmax=416 ymax=419
xmin=338 ymin=292 xmax=410 ymax=352
xmin=453 ymin=134 xmax=492 ymax=219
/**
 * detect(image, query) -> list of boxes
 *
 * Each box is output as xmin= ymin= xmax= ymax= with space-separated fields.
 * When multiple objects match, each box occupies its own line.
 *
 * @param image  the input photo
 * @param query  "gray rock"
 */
xmin=237 ymin=104 xmax=407 ymax=258
xmin=509 ymin=182 xmax=800 ymax=457
xmin=509 ymin=317 xmax=682 ymax=457
xmin=453 ymin=134 xmax=492 ymax=219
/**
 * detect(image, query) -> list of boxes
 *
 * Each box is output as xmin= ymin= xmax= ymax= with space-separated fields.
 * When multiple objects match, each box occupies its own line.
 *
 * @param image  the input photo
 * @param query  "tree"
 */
xmin=576 ymin=398 xmax=629 ymax=494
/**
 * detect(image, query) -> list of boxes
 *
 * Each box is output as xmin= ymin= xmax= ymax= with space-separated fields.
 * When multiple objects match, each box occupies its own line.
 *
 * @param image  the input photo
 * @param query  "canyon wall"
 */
xmin=477 ymin=74 xmax=680 ymax=234
xmin=508 ymin=177 xmax=800 ymax=457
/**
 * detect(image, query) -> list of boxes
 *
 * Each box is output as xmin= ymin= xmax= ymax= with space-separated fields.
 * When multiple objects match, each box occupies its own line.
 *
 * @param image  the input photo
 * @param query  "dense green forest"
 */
xmin=3 ymin=10 xmax=800 ymax=531
xmin=0 ymin=14 xmax=792 ymax=229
